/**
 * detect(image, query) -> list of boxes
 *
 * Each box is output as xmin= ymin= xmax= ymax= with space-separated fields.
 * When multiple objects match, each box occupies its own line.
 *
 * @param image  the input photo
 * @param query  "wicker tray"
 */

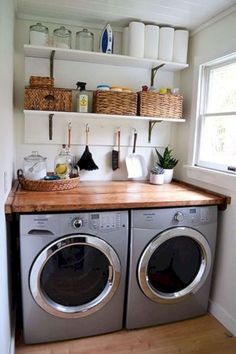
xmin=93 ymin=91 xmax=137 ymax=116
xmin=17 ymin=170 xmax=80 ymax=191
xmin=138 ymin=92 xmax=183 ymax=118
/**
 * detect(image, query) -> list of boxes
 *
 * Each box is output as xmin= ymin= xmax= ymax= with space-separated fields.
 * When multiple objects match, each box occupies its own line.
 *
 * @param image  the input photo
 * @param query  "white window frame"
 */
xmin=183 ymin=52 xmax=236 ymax=192
xmin=195 ymin=53 xmax=236 ymax=175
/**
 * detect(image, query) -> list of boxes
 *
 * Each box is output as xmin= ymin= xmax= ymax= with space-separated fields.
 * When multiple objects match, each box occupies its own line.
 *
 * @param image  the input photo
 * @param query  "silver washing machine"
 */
xmin=126 ymin=206 xmax=217 ymax=329
xmin=19 ymin=211 xmax=128 ymax=344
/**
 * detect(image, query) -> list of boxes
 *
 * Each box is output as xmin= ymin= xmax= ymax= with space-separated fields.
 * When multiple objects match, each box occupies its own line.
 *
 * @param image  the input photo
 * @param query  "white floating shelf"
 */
xmin=24 ymin=45 xmax=189 ymax=72
xmin=24 ymin=110 xmax=186 ymax=123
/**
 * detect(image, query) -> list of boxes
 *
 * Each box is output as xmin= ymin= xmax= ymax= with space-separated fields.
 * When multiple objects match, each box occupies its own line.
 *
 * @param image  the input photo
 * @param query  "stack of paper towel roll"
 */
xmin=122 ymin=22 xmax=188 ymax=64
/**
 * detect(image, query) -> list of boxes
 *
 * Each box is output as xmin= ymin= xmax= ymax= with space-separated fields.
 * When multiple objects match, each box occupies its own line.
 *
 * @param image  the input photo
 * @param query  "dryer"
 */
xmin=126 ymin=206 xmax=217 ymax=329
xmin=20 ymin=210 xmax=128 ymax=344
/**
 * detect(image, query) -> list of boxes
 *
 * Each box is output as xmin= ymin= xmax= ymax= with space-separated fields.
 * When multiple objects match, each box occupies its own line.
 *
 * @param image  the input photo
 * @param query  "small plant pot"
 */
xmin=149 ymin=173 xmax=164 ymax=185
xmin=163 ymin=169 xmax=173 ymax=183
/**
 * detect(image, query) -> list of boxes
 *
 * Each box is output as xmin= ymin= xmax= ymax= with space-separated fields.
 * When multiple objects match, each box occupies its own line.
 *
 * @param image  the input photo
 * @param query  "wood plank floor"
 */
xmin=16 ymin=314 xmax=236 ymax=354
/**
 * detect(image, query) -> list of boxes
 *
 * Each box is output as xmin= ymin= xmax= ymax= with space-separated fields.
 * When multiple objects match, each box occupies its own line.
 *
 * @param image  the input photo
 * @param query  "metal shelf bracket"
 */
xmin=50 ymin=50 xmax=56 ymax=78
xmin=151 ymin=63 xmax=165 ymax=87
xmin=148 ymin=120 xmax=162 ymax=143
xmin=49 ymin=114 xmax=54 ymax=140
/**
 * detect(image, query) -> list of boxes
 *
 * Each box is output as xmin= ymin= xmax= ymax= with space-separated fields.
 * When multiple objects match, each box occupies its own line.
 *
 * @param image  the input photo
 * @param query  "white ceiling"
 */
xmin=16 ymin=0 xmax=236 ymax=30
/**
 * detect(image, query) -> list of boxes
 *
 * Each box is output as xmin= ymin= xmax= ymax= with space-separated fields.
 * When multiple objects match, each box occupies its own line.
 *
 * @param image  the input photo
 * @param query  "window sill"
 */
xmin=184 ymin=165 xmax=236 ymax=192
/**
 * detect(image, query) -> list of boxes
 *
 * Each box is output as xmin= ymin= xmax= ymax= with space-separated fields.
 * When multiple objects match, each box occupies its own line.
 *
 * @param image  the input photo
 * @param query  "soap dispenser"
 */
xmin=76 ymin=81 xmax=89 ymax=113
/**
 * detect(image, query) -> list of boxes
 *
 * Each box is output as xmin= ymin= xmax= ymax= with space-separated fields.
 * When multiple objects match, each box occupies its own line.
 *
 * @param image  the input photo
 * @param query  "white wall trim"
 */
xmin=184 ymin=165 xmax=236 ymax=192
xmin=190 ymin=5 xmax=236 ymax=37
xmin=209 ymin=299 xmax=236 ymax=336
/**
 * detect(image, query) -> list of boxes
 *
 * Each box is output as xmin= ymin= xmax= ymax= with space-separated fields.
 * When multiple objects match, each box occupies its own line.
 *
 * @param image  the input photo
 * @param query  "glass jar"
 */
xmin=76 ymin=28 xmax=94 ymax=51
xmin=54 ymin=145 xmax=71 ymax=179
xmin=23 ymin=151 xmax=47 ymax=180
xmin=53 ymin=26 xmax=72 ymax=49
xmin=29 ymin=23 xmax=49 ymax=46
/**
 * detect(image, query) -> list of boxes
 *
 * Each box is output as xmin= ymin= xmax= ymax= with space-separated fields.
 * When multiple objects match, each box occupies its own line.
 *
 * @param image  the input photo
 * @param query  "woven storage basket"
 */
xmin=138 ymin=92 xmax=183 ymax=118
xmin=24 ymin=87 xmax=72 ymax=112
xmin=29 ymin=76 xmax=54 ymax=88
xmin=18 ymin=173 xmax=80 ymax=192
xmin=93 ymin=91 xmax=137 ymax=116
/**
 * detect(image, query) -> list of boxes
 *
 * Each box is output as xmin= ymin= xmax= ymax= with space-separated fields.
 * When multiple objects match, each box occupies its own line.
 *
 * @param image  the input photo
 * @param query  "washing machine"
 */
xmin=19 ymin=210 xmax=128 ymax=344
xmin=126 ymin=206 xmax=217 ymax=329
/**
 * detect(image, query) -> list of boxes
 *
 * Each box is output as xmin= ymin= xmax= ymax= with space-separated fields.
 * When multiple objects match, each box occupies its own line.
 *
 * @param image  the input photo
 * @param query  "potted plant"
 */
xmin=155 ymin=146 xmax=178 ymax=183
xmin=149 ymin=165 xmax=164 ymax=185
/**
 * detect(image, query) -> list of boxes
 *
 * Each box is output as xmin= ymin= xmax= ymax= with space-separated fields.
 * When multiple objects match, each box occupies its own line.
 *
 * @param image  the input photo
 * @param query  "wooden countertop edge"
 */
xmin=4 ymin=181 xmax=19 ymax=214
xmin=11 ymin=199 xmax=226 ymax=213
xmin=5 ymin=179 xmax=231 ymax=214
xmin=173 ymin=179 xmax=231 ymax=210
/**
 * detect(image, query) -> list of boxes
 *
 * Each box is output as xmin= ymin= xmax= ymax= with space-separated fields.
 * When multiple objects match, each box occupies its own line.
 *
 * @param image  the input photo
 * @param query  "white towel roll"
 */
xmin=122 ymin=27 xmax=129 ymax=55
xmin=128 ymin=21 xmax=145 ymax=58
xmin=173 ymin=30 xmax=189 ymax=63
xmin=144 ymin=25 xmax=159 ymax=59
xmin=158 ymin=27 xmax=174 ymax=61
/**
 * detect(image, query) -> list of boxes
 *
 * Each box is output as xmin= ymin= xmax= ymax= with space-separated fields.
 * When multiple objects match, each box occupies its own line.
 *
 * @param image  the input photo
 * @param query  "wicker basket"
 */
xmin=138 ymin=92 xmax=183 ymax=118
xmin=18 ymin=171 xmax=80 ymax=192
xmin=29 ymin=76 xmax=54 ymax=88
xmin=24 ymin=87 xmax=72 ymax=111
xmin=93 ymin=91 xmax=137 ymax=116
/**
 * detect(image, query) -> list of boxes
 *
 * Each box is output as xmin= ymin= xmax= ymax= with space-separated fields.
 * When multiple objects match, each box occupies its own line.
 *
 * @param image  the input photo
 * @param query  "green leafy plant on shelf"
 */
xmin=155 ymin=146 xmax=178 ymax=169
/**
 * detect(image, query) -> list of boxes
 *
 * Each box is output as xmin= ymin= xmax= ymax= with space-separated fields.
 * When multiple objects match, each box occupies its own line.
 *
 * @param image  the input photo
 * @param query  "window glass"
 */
xmin=207 ymin=63 xmax=236 ymax=113
xmin=199 ymin=115 xmax=236 ymax=167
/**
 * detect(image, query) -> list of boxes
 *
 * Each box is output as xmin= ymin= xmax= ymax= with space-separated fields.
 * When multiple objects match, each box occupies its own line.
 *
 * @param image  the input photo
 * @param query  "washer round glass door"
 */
xmin=138 ymin=227 xmax=211 ymax=303
xmin=29 ymin=234 xmax=121 ymax=318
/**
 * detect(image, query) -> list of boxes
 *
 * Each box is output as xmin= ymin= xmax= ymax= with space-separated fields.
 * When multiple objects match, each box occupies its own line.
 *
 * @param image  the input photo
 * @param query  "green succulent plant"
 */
xmin=150 ymin=165 xmax=164 ymax=175
xmin=155 ymin=146 xmax=178 ymax=169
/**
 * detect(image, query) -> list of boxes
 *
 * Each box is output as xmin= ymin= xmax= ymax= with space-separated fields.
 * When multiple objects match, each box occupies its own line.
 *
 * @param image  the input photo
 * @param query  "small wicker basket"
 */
xmin=93 ymin=91 xmax=137 ymax=116
xmin=29 ymin=76 xmax=54 ymax=88
xmin=138 ymin=92 xmax=183 ymax=118
xmin=24 ymin=87 xmax=72 ymax=112
xmin=17 ymin=170 xmax=80 ymax=191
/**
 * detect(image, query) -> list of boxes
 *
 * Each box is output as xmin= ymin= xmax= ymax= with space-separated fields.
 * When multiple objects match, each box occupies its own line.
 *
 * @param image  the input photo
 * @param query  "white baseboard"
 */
xmin=209 ymin=300 xmax=236 ymax=336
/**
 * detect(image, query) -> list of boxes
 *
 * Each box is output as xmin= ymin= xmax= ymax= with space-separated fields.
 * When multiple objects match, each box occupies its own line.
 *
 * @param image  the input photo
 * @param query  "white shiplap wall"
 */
xmin=15 ymin=18 xmax=181 ymax=180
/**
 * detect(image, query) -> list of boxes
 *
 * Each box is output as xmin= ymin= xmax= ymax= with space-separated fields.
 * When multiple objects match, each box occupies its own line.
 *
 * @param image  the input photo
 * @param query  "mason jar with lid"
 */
xmin=23 ymin=151 xmax=47 ymax=180
xmin=29 ymin=23 xmax=49 ymax=46
xmin=53 ymin=26 xmax=72 ymax=49
xmin=76 ymin=28 xmax=94 ymax=51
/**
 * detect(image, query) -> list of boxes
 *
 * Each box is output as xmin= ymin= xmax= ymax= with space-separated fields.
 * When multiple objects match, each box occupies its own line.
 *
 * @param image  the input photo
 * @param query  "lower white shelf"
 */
xmin=24 ymin=110 xmax=186 ymax=123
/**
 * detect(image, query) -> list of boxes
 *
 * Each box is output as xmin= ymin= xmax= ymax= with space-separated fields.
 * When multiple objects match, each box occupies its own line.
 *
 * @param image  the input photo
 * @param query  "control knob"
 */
xmin=72 ymin=218 xmax=83 ymax=229
xmin=174 ymin=212 xmax=184 ymax=222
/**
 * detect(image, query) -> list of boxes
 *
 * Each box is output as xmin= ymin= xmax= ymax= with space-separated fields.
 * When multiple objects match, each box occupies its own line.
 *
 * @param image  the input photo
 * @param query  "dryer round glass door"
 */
xmin=138 ymin=227 xmax=212 ymax=303
xmin=29 ymin=234 xmax=121 ymax=318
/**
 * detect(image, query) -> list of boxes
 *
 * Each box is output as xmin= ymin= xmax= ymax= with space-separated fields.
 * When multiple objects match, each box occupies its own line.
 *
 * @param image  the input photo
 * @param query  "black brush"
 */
xmin=112 ymin=129 xmax=120 ymax=171
xmin=77 ymin=124 xmax=98 ymax=171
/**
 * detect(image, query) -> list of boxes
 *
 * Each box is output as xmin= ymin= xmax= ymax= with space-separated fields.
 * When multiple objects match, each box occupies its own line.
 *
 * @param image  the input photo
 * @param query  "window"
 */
xmin=195 ymin=54 xmax=236 ymax=174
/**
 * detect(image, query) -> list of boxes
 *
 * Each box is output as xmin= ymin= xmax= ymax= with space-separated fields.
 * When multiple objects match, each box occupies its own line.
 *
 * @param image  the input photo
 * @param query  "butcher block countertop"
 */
xmin=5 ymin=180 xmax=230 ymax=214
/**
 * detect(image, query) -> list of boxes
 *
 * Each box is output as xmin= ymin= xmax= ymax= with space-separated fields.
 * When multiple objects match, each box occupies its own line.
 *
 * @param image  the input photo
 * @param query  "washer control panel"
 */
xmin=90 ymin=212 xmax=121 ymax=230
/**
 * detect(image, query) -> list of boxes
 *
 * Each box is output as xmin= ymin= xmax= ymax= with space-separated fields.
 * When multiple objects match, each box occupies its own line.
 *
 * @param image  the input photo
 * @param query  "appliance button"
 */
xmin=174 ymin=212 xmax=184 ymax=222
xmin=72 ymin=218 xmax=83 ymax=229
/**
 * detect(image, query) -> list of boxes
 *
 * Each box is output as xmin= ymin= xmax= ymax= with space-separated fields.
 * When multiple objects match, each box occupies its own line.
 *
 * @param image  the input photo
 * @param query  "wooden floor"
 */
xmin=16 ymin=314 xmax=236 ymax=354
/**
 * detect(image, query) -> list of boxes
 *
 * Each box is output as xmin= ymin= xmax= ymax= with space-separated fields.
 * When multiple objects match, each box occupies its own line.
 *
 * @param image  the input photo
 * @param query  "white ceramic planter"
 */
xmin=163 ymin=169 xmax=173 ymax=183
xmin=149 ymin=173 xmax=164 ymax=185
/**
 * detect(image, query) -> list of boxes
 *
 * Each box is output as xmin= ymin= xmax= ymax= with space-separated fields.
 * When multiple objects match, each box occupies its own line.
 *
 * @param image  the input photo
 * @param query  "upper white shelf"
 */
xmin=24 ymin=110 xmax=186 ymax=123
xmin=24 ymin=45 xmax=189 ymax=72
